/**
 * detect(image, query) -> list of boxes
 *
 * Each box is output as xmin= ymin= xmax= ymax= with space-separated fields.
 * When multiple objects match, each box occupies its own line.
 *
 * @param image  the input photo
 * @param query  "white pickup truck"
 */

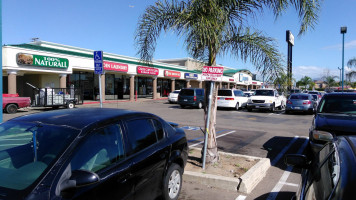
xmin=246 ymin=89 xmax=286 ymax=112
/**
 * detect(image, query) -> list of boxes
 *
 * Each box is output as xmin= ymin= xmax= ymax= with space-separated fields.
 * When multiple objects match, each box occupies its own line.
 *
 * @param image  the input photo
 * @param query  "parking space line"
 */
xmin=187 ymin=129 xmax=229 ymax=143
xmin=189 ymin=130 xmax=236 ymax=147
xmin=235 ymin=195 xmax=246 ymax=200
xmin=266 ymin=138 xmax=309 ymax=200
xmin=279 ymin=181 xmax=299 ymax=187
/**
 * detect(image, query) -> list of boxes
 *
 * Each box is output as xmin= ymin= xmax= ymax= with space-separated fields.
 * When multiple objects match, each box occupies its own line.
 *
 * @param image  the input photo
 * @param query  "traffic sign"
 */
xmin=94 ymin=51 xmax=103 ymax=74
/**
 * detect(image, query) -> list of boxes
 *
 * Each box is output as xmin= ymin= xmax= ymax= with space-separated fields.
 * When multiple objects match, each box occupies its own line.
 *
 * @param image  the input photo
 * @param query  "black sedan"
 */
xmin=309 ymin=93 xmax=356 ymax=154
xmin=0 ymin=108 xmax=188 ymax=200
xmin=285 ymin=135 xmax=356 ymax=200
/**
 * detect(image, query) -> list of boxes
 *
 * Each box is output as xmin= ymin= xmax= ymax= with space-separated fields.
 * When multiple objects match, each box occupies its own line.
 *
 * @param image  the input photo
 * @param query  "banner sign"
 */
xmin=184 ymin=73 xmax=198 ymax=79
xmin=104 ymin=61 xmax=128 ymax=72
xmin=137 ymin=66 xmax=159 ymax=75
xmin=164 ymin=70 xmax=181 ymax=78
xmin=229 ymin=78 xmax=235 ymax=82
xmin=17 ymin=53 xmax=69 ymax=69
xmin=202 ymin=66 xmax=224 ymax=81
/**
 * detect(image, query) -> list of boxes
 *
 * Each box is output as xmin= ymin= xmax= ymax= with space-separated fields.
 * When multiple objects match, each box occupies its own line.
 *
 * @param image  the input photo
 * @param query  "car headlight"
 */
xmin=312 ymin=130 xmax=333 ymax=142
xmin=248 ymin=99 xmax=252 ymax=103
xmin=266 ymin=100 xmax=273 ymax=103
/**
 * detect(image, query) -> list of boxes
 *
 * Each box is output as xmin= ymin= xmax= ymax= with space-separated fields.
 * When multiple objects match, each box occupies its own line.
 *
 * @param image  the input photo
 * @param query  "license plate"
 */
xmin=255 ymin=106 xmax=260 ymax=108
xmin=294 ymin=107 xmax=300 ymax=109
xmin=184 ymin=99 xmax=187 ymax=102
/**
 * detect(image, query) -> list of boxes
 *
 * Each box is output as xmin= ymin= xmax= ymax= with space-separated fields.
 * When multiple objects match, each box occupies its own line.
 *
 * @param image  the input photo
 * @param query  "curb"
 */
xmin=183 ymin=148 xmax=270 ymax=194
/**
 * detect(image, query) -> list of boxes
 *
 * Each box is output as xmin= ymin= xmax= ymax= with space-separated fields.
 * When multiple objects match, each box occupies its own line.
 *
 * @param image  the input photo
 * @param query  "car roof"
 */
xmin=323 ymin=92 xmax=356 ymax=97
xmin=8 ymin=108 xmax=153 ymax=130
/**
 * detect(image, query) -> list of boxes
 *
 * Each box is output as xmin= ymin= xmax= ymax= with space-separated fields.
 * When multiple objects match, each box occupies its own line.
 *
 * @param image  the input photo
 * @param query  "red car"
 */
xmin=3 ymin=95 xmax=31 ymax=114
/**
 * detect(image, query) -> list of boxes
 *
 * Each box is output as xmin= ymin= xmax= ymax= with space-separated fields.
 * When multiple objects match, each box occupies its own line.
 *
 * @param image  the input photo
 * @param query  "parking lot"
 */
xmin=3 ymin=99 xmax=313 ymax=200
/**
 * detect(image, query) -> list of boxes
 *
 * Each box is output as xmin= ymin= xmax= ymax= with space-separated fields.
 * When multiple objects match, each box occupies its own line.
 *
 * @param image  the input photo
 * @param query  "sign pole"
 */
xmin=94 ymin=51 xmax=103 ymax=108
xmin=202 ymin=81 xmax=214 ymax=170
xmin=98 ymin=74 xmax=103 ymax=108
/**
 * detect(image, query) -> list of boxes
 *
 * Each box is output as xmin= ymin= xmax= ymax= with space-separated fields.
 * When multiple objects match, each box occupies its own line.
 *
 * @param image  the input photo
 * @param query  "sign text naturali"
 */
xmin=17 ymin=53 xmax=69 ymax=69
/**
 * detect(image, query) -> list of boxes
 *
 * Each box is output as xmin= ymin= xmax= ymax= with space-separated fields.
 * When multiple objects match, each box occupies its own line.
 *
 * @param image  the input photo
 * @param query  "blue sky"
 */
xmin=3 ymin=0 xmax=356 ymax=81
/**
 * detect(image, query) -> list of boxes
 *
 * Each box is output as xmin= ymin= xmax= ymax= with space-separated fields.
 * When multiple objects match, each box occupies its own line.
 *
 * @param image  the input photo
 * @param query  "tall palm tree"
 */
xmin=348 ymin=57 xmax=356 ymax=68
xmin=135 ymin=0 xmax=322 ymax=164
xmin=299 ymin=76 xmax=313 ymax=90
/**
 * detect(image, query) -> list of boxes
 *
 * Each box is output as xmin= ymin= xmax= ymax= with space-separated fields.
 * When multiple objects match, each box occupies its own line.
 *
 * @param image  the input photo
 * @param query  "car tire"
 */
xmin=67 ymin=102 xmax=75 ymax=109
xmin=270 ymin=103 xmax=275 ymax=113
xmin=235 ymin=103 xmax=239 ymax=111
xmin=197 ymin=102 xmax=203 ymax=109
xmin=247 ymin=108 xmax=252 ymax=112
xmin=285 ymin=110 xmax=290 ymax=114
xmin=163 ymin=163 xmax=183 ymax=200
xmin=180 ymin=105 xmax=185 ymax=109
xmin=5 ymin=104 xmax=18 ymax=114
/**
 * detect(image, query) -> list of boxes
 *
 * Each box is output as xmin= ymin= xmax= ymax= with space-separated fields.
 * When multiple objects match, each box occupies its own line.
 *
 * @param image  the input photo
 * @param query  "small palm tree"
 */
xmin=135 ymin=0 xmax=322 ymax=164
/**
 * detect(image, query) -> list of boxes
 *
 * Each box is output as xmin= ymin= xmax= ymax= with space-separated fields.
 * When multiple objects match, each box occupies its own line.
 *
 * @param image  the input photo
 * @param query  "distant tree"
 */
xmin=347 ymin=58 xmax=356 ymax=68
xmin=298 ymin=76 xmax=313 ymax=90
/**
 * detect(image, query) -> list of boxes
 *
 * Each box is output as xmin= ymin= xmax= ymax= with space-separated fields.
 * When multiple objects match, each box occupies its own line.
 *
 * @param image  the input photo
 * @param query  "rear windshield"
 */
xmin=311 ymin=95 xmax=318 ymax=100
xmin=319 ymin=95 xmax=356 ymax=114
xmin=172 ymin=91 xmax=180 ymax=94
xmin=290 ymin=95 xmax=309 ymax=100
xmin=179 ymin=89 xmax=194 ymax=96
xmin=255 ymin=90 xmax=274 ymax=96
xmin=218 ymin=90 xmax=232 ymax=96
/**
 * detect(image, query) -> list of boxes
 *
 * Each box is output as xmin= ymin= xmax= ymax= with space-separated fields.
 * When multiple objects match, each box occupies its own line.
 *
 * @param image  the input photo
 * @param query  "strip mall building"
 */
xmin=2 ymin=41 xmax=262 ymax=101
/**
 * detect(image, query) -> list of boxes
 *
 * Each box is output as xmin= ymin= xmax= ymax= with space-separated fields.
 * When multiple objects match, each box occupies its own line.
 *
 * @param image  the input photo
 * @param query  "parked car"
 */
xmin=285 ymin=93 xmax=317 ymax=114
xmin=217 ymin=89 xmax=248 ymax=110
xmin=177 ymin=88 xmax=205 ymax=109
xmin=246 ymin=89 xmax=286 ymax=112
xmin=308 ymin=91 xmax=322 ymax=100
xmin=309 ymin=93 xmax=356 ymax=154
xmin=3 ymin=96 xmax=31 ymax=114
xmin=285 ymin=135 xmax=356 ymax=200
xmin=168 ymin=90 xmax=181 ymax=104
xmin=0 ymin=108 xmax=188 ymax=200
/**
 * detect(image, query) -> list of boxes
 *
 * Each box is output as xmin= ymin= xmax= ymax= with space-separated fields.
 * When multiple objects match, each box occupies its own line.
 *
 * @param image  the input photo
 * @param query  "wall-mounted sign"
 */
xmin=17 ymin=53 xmax=69 ymax=69
xmin=184 ymin=73 xmax=198 ymax=79
xmin=252 ymin=82 xmax=257 ymax=84
xmin=202 ymin=66 xmax=224 ymax=81
xmin=104 ymin=61 xmax=128 ymax=72
xmin=164 ymin=70 xmax=181 ymax=78
xmin=229 ymin=78 xmax=235 ymax=82
xmin=137 ymin=66 xmax=159 ymax=75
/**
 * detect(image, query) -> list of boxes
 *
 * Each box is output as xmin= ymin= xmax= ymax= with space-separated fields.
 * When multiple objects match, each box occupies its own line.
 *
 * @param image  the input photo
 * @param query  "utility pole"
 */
xmin=286 ymin=30 xmax=294 ymax=91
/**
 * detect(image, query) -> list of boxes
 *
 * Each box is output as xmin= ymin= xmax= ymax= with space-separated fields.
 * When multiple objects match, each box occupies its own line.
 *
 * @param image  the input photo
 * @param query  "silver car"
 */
xmin=285 ymin=93 xmax=316 ymax=114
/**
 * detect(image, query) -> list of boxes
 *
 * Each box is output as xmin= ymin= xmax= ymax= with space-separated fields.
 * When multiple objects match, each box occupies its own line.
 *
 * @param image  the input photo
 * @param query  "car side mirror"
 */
xmin=284 ymin=154 xmax=309 ymax=169
xmin=60 ymin=170 xmax=100 ymax=195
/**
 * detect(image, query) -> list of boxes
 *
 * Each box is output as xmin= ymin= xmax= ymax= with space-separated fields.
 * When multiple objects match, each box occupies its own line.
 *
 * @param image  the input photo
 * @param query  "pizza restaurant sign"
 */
xmin=17 ymin=53 xmax=69 ymax=69
xmin=164 ymin=70 xmax=181 ymax=78
xmin=137 ymin=66 xmax=159 ymax=75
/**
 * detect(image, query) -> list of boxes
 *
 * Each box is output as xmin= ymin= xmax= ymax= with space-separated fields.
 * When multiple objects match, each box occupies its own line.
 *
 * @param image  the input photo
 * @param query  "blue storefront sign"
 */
xmin=184 ymin=73 xmax=198 ymax=79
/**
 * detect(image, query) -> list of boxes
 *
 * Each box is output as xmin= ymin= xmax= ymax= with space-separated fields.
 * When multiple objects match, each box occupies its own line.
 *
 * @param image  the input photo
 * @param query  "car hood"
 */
xmin=315 ymin=114 xmax=356 ymax=135
xmin=250 ymin=96 xmax=275 ymax=100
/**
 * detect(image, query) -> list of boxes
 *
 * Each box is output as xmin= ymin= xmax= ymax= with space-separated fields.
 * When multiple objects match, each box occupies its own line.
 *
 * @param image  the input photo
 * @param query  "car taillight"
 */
xmin=303 ymin=100 xmax=311 ymax=105
xmin=217 ymin=97 xmax=221 ymax=100
xmin=225 ymin=98 xmax=234 ymax=100
xmin=194 ymin=96 xmax=196 ymax=101
xmin=287 ymin=100 xmax=292 ymax=104
xmin=318 ymin=95 xmax=321 ymax=98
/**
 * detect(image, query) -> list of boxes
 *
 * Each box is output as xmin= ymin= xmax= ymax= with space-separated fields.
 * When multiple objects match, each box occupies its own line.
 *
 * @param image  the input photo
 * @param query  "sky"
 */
xmin=3 ymin=0 xmax=356 ymax=82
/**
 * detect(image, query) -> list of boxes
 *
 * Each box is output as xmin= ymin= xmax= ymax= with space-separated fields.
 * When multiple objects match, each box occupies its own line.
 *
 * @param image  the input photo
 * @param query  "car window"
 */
xmin=152 ymin=119 xmax=164 ymax=140
xmin=305 ymin=143 xmax=339 ymax=200
xmin=173 ymin=90 xmax=180 ymax=94
xmin=0 ymin=121 xmax=79 ymax=190
xmin=196 ymin=89 xmax=203 ymax=96
xmin=126 ymin=119 xmax=158 ymax=154
xmin=290 ymin=95 xmax=308 ymax=100
xmin=255 ymin=90 xmax=274 ymax=96
xmin=318 ymin=96 xmax=356 ymax=114
xmin=179 ymin=89 xmax=194 ymax=96
xmin=218 ymin=90 xmax=232 ymax=96
xmin=71 ymin=124 xmax=124 ymax=173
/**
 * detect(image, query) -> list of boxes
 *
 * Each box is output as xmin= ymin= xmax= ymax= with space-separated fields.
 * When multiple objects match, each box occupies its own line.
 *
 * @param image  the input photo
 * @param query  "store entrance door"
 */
xmin=117 ymin=81 xmax=124 ymax=99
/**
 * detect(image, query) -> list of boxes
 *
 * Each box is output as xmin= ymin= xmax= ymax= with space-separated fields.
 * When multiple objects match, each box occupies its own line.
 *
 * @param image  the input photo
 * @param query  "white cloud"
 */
xmin=293 ymin=65 xmax=339 ymax=80
xmin=322 ymin=40 xmax=356 ymax=50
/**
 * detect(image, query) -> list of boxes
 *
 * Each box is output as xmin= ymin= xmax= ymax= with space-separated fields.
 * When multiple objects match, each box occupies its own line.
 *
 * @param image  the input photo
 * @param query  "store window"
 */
xmin=137 ymin=77 xmax=153 ymax=97
xmin=175 ymin=80 xmax=186 ymax=90
xmin=68 ymin=72 xmax=95 ymax=100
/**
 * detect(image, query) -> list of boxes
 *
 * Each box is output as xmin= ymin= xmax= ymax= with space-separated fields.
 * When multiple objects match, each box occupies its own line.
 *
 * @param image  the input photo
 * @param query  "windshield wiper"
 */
xmin=26 ymin=124 xmax=43 ymax=162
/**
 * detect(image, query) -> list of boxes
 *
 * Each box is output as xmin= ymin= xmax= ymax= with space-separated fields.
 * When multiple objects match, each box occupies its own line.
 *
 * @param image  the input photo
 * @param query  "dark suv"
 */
xmin=0 ymin=108 xmax=188 ymax=200
xmin=177 ymin=88 xmax=205 ymax=109
xmin=309 ymin=93 xmax=356 ymax=154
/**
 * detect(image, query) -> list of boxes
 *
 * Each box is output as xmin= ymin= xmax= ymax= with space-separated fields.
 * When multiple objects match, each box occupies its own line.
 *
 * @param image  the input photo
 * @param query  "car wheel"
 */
xmin=6 ymin=104 xmax=18 ymax=114
xmin=198 ymin=102 xmax=203 ymax=109
xmin=270 ymin=103 xmax=275 ymax=112
xmin=247 ymin=108 xmax=252 ymax=112
xmin=180 ymin=105 xmax=185 ymax=109
xmin=163 ymin=163 xmax=183 ymax=200
xmin=285 ymin=110 xmax=290 ymax=114
xmin=235 ymin=103 xmax=239 ymax=111
xmin=67 ymin=102 xmax=75 ymax=109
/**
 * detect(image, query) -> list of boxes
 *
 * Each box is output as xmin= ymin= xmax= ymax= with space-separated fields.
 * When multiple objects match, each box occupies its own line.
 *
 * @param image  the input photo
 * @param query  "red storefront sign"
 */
xmin=164 ymin=70 xmax=181 ymax=78
xmin=229 ymin=78 xmax=235 ymax=82
xmin=252 ymin=82 xmax=257 ymax=84
xmin=103 ymin=61 xmax=128 ymax=72
xmin=137 ymin=66 xmax=159 ymax=75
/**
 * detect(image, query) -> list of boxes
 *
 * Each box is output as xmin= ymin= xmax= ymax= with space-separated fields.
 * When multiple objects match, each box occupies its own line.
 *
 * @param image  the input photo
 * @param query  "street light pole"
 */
xmin=341 ymin=26 xmax=347 ymax=91
xmin=338 ymin=67 xmax=342 ymax=88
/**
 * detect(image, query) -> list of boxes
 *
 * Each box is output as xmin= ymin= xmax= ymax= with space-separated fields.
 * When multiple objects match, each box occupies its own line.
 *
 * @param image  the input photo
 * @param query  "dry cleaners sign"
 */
xmin=17 ymin=53 xmax=69 ymax=69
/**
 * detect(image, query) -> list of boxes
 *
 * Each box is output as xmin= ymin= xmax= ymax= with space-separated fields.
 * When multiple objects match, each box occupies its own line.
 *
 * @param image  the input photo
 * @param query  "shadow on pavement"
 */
xmin=255 ymin=191 xmax=296 ymax=200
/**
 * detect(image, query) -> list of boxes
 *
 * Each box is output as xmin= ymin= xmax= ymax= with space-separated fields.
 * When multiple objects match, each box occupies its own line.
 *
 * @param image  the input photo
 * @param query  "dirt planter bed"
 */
xmin=183 ymin=147 xmax=271 ymax=194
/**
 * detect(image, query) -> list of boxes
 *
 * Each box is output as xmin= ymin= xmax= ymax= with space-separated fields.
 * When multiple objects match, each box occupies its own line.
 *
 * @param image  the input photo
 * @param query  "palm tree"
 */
xmin=347 ymin=58 xmax=356 ymax=68
xmin=323 ymin=75 xmax=337 ymax=90
xmin=299 ymin=76 xmax=313 ymax=90
xmin=135 ymin=0 xmax=322 ymax=164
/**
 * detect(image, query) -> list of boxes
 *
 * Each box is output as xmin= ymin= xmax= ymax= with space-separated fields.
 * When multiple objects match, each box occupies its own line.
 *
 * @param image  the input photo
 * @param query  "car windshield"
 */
xmin=218 ymin=90 xmax=232 ymax=96
xmin=179 ymin=89 xmax=194 ymax=96
xmin=318 ymin=96 xmax=356 ymax=114
xmin=255 ymin=90 xmax=274 ymax=96
xmin=290 ymin=95 xmax=309 ymax=100
xmin=173 ymin=91 xmax=180 ymax=94
xmin=0 ymin=121 xmax=80 ymax=190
